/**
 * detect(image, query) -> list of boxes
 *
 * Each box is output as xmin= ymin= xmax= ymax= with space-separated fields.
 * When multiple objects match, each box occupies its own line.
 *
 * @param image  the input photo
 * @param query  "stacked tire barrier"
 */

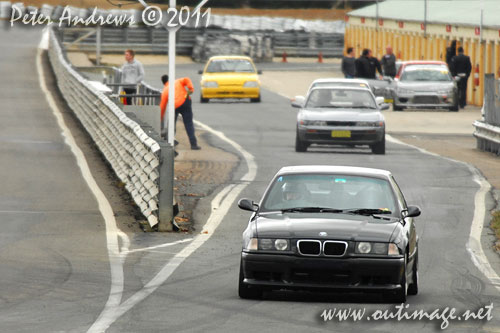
xmin=192 ymin=31 xmax=273 ymax=62
xmin=473 ymin=74 xmax=500 ymax=155
xmin=48 ymin=27 xmax=164 ymax=227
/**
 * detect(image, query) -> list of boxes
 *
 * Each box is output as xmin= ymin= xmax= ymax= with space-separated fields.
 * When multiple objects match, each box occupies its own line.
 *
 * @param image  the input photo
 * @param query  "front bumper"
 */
xmin=297 ymin=126 xmax=385 ymax=146
xmin=394 ymin=92 xmax=455 ymax=108
xmin=201 ymin=86 xmax=260 ymax=99
xmin=241 ymin=252 xmax=404 ymax=291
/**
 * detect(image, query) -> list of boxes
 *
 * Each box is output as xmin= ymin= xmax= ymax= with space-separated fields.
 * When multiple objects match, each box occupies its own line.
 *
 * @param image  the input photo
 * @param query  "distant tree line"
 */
xmin=147 ymin=0 xmax=377 ymax=9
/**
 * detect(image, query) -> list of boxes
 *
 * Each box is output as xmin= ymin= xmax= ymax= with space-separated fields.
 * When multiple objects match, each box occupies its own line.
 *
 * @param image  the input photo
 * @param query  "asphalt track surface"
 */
xmin=1 ymin=28 xmax=500 ymax=332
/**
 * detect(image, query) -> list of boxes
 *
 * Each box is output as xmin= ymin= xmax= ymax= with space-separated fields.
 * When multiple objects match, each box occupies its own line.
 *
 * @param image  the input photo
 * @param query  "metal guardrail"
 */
xmin=48 ymin=27 xmax=172 ymax=228
xmin=473 ymin=74 xmax=500 ymax=155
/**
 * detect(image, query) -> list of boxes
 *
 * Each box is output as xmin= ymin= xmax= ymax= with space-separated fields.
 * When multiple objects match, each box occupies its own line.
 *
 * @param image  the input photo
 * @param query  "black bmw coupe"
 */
xmin=238 ymin=165 xmax=420 ymax=302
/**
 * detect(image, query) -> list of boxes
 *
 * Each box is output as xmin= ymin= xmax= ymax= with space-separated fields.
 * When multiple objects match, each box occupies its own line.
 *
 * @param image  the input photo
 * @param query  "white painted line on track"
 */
xmin=86 ymin=119 xmax=257 ymax=330
xmin=386 ymin=134 xmax=500 ymax=292
xmin=37 ymin=29 xmax=130 ymax=329
xmin=124 ymin=238 xmax=194 ymax=255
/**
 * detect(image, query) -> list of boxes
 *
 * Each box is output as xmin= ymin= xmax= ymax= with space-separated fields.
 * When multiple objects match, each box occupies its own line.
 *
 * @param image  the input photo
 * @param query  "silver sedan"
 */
xmin=393 ymin=62 xmax=459 ymax=111
xmin=292 ymin=86 xmax=389 ymax=154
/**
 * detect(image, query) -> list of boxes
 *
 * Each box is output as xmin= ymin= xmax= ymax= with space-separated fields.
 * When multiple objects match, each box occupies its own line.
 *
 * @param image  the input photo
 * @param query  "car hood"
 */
xmin=300 ymin=109 xmax=383 ymax=122
xmin=201 ymin=72 xmax=259 ymax=86
xmin=397 ymin=81 xmax=454 ymax=91
xmin=255 ymin=213 xmax=398 ymax=242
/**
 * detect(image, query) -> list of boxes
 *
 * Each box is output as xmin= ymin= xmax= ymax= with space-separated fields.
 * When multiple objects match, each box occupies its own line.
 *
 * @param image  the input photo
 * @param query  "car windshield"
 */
xmin=305 ymin=88 xmax=377 ymax=109
xmin=312 ymin=82 xmax=370 ymax=90
xmin=206 ymin=59 xmax=255 ymax=73
xmin=400 ymin=65 xmax=452 ymax=82
xmin=261 ymin=174 xmax=397 ymax=214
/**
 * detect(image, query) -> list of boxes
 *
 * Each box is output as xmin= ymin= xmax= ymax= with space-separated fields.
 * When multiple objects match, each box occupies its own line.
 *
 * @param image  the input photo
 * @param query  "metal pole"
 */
xmin=165 ymin=0 xmax=176 ymax=145
xmin=96 ymin=26 xmax=101 ymax=65
xmin=424 ymin=0 xmax=427 ymax=38
xmin=375 ymin=0 xmax=378 ymax=31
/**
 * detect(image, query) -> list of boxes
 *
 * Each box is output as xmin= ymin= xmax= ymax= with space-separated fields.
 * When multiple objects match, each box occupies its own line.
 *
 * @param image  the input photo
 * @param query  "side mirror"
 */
xmin=291 ymin=95 xmax=305 ymax=108
xmin=380 ymin=103 xmax=390 ymax=111
xmin=198 ymin=70 xmax=203 ymax=75
xmin=257 ymin=70 xmax=263 ymax=75
xmin=405 ymin=205 xmax=421 ymax=218
xmin=375 ymin=96 xmax=385 ymax=105
xmin=238 ymin=198 xmax=259 ymax=212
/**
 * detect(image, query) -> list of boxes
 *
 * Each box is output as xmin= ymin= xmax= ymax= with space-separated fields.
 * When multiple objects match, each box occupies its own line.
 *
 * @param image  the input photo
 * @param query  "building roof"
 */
xmin=348 ymin=0 xmax=500 ymax=28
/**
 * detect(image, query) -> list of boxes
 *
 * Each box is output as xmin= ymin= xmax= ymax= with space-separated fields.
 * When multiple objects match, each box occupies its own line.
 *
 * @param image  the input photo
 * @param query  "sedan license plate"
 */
xmin=331 ymin=130 xmax=351 ymax=138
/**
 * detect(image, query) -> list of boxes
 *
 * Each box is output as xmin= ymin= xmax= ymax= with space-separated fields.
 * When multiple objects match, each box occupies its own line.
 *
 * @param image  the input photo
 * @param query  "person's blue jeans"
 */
xmin=175 ymin=98 xmax=198 ymax=147
xmin=345 ymin=74 xmax=354 ymax=79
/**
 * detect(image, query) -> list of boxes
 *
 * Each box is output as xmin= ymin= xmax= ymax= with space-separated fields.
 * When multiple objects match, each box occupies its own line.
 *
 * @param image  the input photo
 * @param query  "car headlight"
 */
xmin=202 ymin=81 xmax=218 ymax=88
xmin=302 ymin=120 xmax=327 ymax=126
xmin=397 ymin=88 xmax=414 ymax=94
xmin=243 ymin=81 xmax=259 ymax=88
xmin=245 ymin=238 xmax=289 ymax=251
xmin=355 ymin=242 xmax=400 ymax=256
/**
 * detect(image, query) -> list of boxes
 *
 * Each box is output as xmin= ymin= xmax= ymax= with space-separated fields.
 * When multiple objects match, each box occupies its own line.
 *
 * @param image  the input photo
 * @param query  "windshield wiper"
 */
xmin=281 ymin=207 xmax=344 ymax=213
xmin=350 ymin=106 xmax=377 ymax=109
xmin=343 ymin=208 xmax=392 ymax=216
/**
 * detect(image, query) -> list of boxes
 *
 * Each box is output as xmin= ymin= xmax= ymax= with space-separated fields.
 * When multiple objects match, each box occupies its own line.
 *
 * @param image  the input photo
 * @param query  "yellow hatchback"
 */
xmin=199 ymin=56 xmax=262 ymax=103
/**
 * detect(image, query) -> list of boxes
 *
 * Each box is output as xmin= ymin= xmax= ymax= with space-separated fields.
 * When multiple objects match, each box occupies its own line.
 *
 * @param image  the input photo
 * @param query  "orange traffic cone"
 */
xmin=474 ymin=64 xmax=480 ymax=86
xmin=282 ymin=51 xmax=287 ymax=63
xmin=318 ymin=52 xmax=323 ymax=63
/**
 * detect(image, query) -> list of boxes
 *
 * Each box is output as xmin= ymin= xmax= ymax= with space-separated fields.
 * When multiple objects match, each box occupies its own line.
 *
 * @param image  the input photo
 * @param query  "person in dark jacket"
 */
xmin=355 ymin=49 xmax=378 ymax=79
xmin=445 ymin=40 xmax=457 ymax=69
xmin=381 ymin=45 xmax=397 ymax=78
xmin=341 ymin=47 xmax=356 ymax=78
xmin=450 ymin=46 xmax=472 ymax=109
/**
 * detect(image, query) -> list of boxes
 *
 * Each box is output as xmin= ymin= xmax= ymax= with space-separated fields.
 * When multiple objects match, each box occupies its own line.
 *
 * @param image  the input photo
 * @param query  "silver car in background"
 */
xmin=393 ymin=61 xmax=459 ymax=111
xmin=292 ymin=86 xmax=389 ymax=154
xmin=294 ymin=78 xmax=385 ymax=107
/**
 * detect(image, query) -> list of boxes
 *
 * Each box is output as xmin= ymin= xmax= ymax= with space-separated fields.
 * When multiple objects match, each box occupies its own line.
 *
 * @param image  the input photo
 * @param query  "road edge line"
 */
xmin=386 ymin=134 xmax=500 ymax=292
xmin=87 ymin=120 xmax=257 ymax=331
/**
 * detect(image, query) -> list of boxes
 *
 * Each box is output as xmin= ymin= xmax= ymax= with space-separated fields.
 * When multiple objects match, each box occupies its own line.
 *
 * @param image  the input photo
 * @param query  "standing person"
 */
xmin=160 ymin=75 xmax=201 ymax=150
xmin=367 ymin=49 xmax=383 ymax=79
xmin=445 ymin=40 xmax=457 ymax=69
xmin=341 ymin=47 xmax=356 ymax=78
xmin=381 ymin=45 xmax=397 ymax=78
xmin=450 ymin=46 xmax=472 ymax=109
xmin=355 ymin=49 xmax=372 ymax=79
xmin=121 ymin=49 xmax=144 ymax=105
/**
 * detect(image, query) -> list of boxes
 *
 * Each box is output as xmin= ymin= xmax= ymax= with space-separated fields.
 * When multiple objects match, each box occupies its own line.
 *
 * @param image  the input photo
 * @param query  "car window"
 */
xmin=206 ymin=59 xmax=255 ymax=73
xmin=312 ymin=82 xmax=370 ymax=90
xmin=400 ymin=65 xmax=451 ymax=82
xmin=306 ymin=89 xmax=377 ymax=109
xmin=261 ymin=174 xmax=397 ymax=214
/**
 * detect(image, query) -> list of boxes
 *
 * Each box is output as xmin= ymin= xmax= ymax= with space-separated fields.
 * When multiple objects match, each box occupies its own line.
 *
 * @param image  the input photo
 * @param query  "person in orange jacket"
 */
xmin=160 ymin=75 xmax=200 ymax=150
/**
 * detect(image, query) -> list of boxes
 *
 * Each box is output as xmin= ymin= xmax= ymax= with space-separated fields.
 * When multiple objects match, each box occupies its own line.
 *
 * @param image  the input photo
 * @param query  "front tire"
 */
xmin=393 ymin=103 xmax=403 ymax=111
xmin=295 ymin=133 xmax=308 ymax=152
xmin=200 ymin=96 xmax=209 ymax=103
xmin=449 ymin=99 xmax=459 ymax=112
xmin=251 ymin=95 xmax=261 ymax=103
xmin=407 ymin=251 xmax=419 ymax=295
xmin=238 ymin=260 xmax=263 ymax=300
xmin=371 ymin=136 xmax=386 ymax=155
